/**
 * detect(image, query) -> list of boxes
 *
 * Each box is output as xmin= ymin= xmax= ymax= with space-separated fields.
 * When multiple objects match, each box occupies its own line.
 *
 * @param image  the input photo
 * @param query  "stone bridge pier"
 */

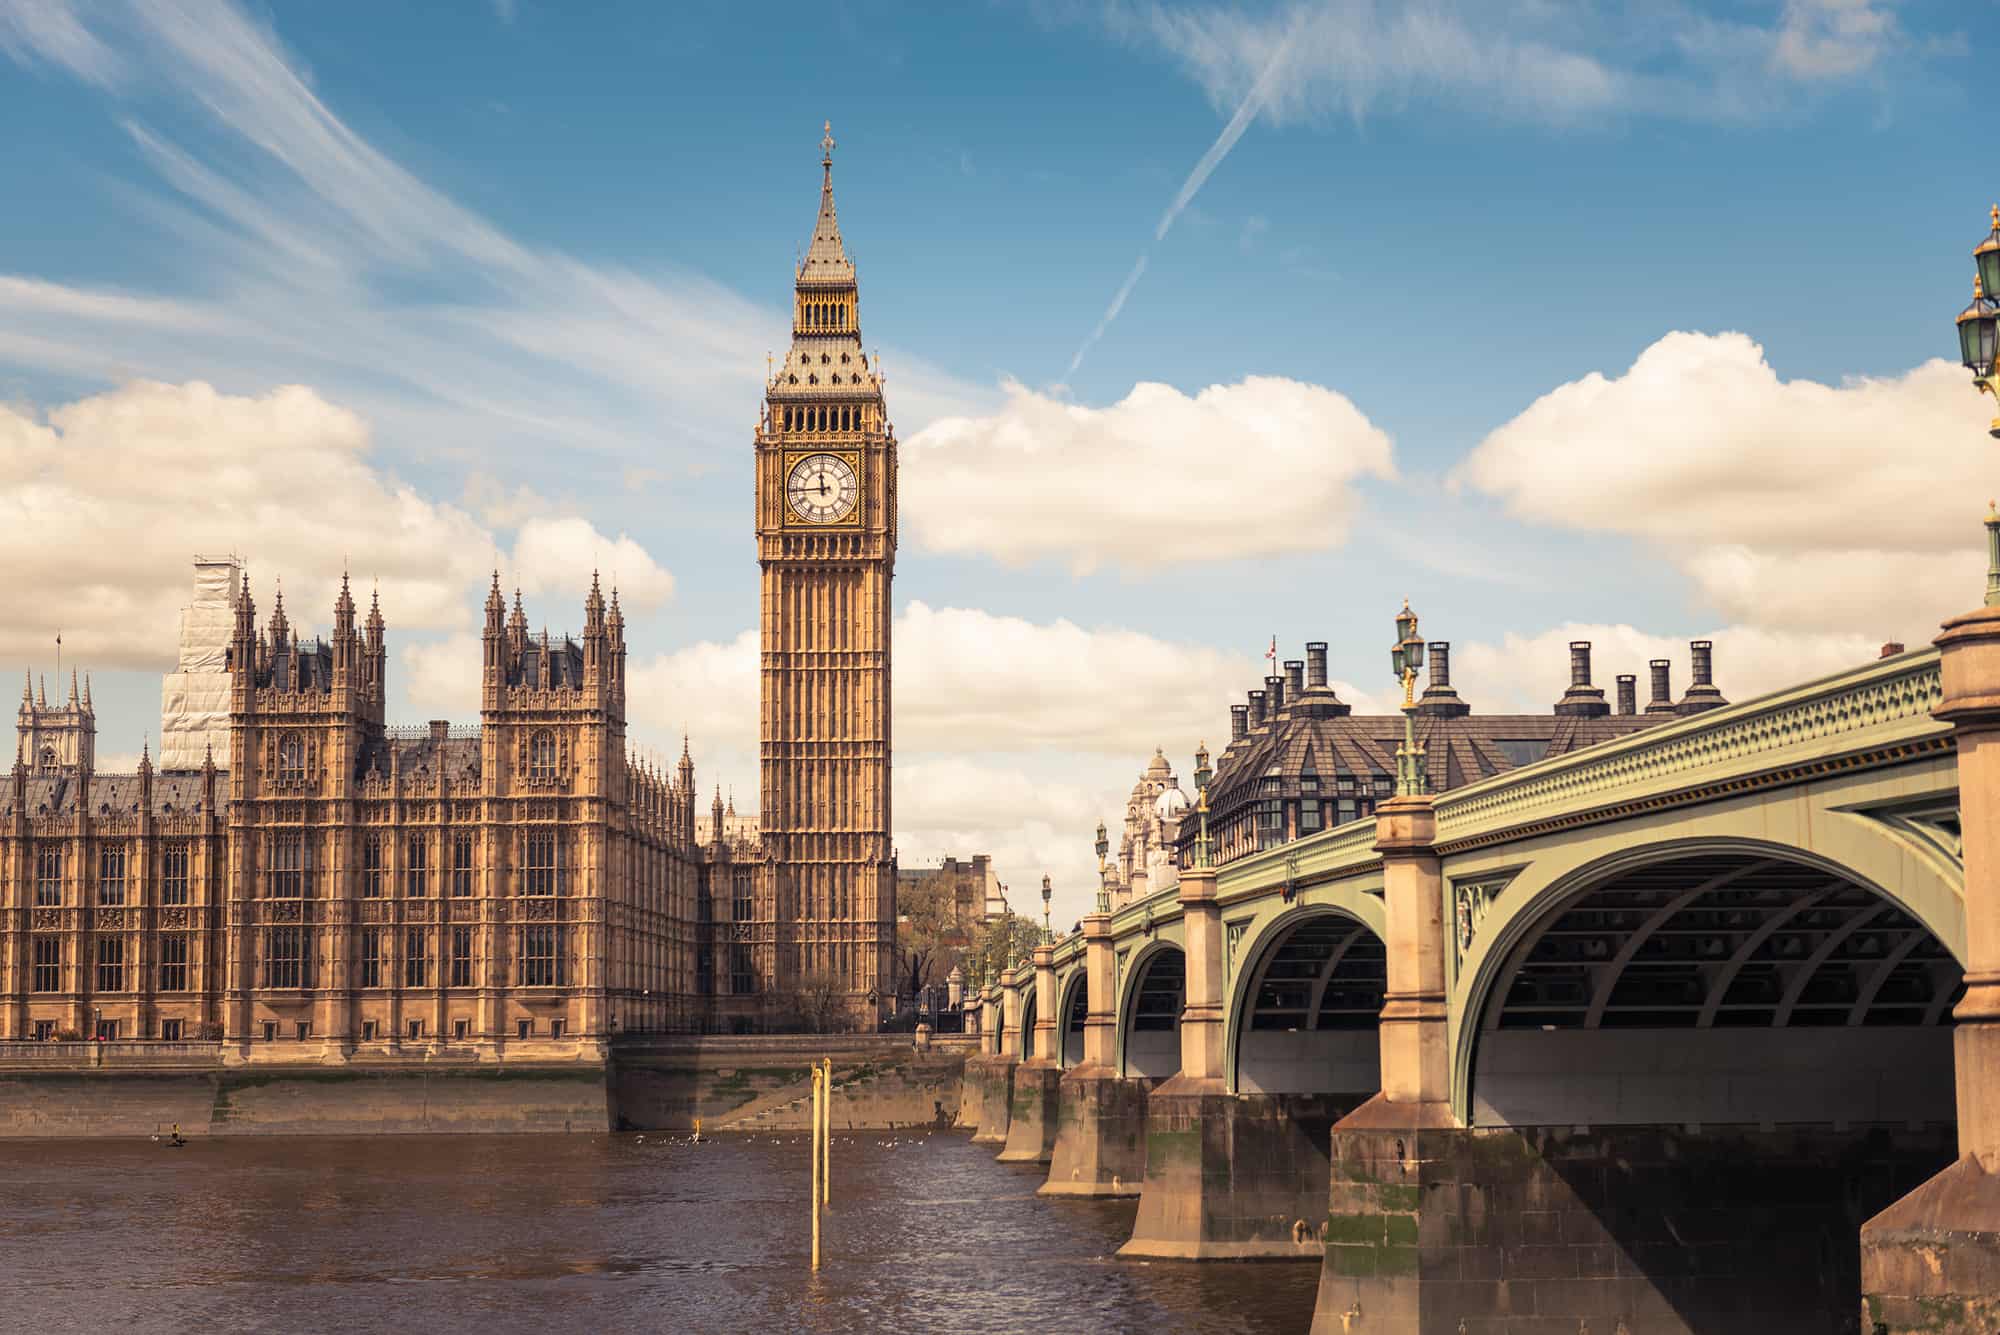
xmin=1042 ymin=906 xmax=1148 ymax=1197
xmin=1861 ymin=594 xmax=2000 ymax=1333
xmin=999 ymin=943 xmax=1063 ymax=1164
xmin=970 ymin=979 xmax=1020 ymax=1147
xmin=957 ymin=988 xmax=1010 ymax=1138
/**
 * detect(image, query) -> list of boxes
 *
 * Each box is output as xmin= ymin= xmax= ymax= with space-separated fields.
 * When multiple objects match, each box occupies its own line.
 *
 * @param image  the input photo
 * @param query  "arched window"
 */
xmin=278 ymin=734 xmax=305 ymax=784
xmin=529 ymin=730 xmax=557 ymax=781
xmin=39 ymin=747 xmax=54 ymax=769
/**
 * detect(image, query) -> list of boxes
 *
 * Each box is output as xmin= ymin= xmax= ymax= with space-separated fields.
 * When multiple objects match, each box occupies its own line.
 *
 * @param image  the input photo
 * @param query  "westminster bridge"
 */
xmin=959 ymin=587 xmax=2000 ymax=1332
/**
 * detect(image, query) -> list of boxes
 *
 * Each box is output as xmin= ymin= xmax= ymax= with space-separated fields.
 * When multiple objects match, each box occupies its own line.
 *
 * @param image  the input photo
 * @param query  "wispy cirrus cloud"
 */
xmin=0 ymin=0 xmax=987 ymax=487
xmin=1057 ymin=0 xmax=1921 ymax=374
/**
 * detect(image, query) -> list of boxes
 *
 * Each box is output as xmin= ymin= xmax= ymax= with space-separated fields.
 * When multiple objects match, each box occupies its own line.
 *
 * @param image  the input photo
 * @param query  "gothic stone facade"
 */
xmin=0 ymin=574 xmax=747 ymax=1053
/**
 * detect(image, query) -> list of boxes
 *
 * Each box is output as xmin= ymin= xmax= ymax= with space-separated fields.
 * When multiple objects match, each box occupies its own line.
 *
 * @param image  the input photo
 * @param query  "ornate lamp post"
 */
xmin=1390 ymin=601 xmax=1428 ymax=796
xmin=1959 ymin=207 xmax=2000 ymax=440
xmin=1955 ymin=208 xmax=2000 ymax=600
xmin=1040 ymin=874 xmax=1054 ymax=943
xmin=1094 ymin=821 xmax=1111 ymax=914
xmin=1192 ymin=741 xmax=1213 ymax=869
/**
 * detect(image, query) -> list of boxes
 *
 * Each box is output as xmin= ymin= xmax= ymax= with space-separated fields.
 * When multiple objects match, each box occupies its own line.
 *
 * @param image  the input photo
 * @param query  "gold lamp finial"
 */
xmin=1989 ymin=203 xmax=1996 ymax=230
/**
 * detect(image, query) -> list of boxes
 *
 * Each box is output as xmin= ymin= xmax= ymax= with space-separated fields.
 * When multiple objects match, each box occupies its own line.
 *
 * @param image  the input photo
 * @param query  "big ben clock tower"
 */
xmin=755 ymin=123 xmax=897 ymax=1026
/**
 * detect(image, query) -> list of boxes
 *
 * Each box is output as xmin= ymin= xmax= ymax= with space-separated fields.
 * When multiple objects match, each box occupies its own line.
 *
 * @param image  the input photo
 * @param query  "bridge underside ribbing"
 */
xmin=1318 ymin=848 xmax=1965 ymax=1332
xmin=1476 ymin=851 xmax=1961 ymax=1128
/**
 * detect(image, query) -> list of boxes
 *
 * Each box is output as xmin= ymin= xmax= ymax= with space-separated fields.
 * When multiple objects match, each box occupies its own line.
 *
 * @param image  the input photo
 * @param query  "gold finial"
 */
xmin=1989 ymin=203 xmax=1996 ymax=230
xmin=821 ymin=120 xmax=836 ymax=160
xmin=1988 ymin=499 xmax=1997 ymax=522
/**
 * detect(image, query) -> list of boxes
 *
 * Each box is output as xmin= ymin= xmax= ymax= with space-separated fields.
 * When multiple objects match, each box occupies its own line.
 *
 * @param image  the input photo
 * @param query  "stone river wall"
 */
xmin=0 ymin=1035 xmax=970 ymax=1137
xmin=610 ymin=1035 xmax=973 ymax=1132
xmin=0 ymin=1063 xmax=611 ymax=1137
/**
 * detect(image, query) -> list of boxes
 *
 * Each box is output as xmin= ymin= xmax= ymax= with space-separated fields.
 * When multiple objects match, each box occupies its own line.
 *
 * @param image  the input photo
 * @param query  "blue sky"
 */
xmin=0 ymin=0 xmax=1993 ymax=922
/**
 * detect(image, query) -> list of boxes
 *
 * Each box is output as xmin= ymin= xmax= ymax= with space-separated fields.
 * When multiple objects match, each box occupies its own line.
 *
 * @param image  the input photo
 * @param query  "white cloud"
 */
xmin=0 ymin=0 xmax=989 ymax=483
xmin=0 ymin=0 xmax=124 ymax=87
xmin=1455 ymin=331 xmax=1991 ymax=642
xmin=1454 ymin=622 xmax=1885 ymax=717
xmin=621 ymin=602 xmax=1269 ymax=758
xmin=0 ymin=379 xmax=672 ymax=670
xmin=512 ymin=516 xmax=673 ymax=612
xmin=1773 ymin=0 xmax=1898 ymax=80
xmin=1110 ymin=1 xmax=1620 ymax=129
xmin=400 ymin=633 xmax=482 ymax=723
xmin=1109 ymin=0 xmax=1914 ymax=133
xmin=895 ymin=757 xmax=1133 ymax=929
xmin=905 ymin=377 xmax=1395 ymax=572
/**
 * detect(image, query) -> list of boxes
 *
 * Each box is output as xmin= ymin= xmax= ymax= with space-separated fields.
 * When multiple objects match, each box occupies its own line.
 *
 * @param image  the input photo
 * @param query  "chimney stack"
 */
xmin=1230 ymin=704 xmax=1249 ymax=741
xmin=1880 ymin=641 xmax=1905 ymax=659
xmin=1306 ymin=642 xmax=1328 ymax=689
xmin=1416 ymin=640 xmax=1469 ymax=718
xmin=1616 ymin=674 xmax=1637 ymax=715
xmin=1248 ymin=690 xmax=1267 ymax=728
xmin=1554 ymin=640 xmax=1610 ymax=717
xmin=1265 ymin=674 xmax=1286 ymax=715
xmin=1676 ymin=639 xmax=1728 ymax=715
xmin=1646 ymin=659 xmax=1675 ymax=713
xmin=429 ymin=719 xmax=449 ymax=743
xmin=1284 ymin=660 xmax=1305 ymax=698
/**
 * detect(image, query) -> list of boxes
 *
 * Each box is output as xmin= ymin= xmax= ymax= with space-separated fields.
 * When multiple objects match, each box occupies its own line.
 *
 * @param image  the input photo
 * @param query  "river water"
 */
xmin=0 ymin=1132 xmax=1318 ymax=1335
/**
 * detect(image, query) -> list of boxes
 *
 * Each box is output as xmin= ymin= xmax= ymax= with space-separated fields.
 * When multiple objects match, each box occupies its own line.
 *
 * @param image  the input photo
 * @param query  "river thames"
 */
xmin=0 ymin=1132 xmax=1318 ymax=1334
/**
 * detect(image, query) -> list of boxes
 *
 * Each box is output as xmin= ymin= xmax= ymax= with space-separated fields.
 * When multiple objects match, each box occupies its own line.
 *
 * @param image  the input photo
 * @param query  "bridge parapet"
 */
xmin=1432 ymin=647 xmax=1947 ymax=850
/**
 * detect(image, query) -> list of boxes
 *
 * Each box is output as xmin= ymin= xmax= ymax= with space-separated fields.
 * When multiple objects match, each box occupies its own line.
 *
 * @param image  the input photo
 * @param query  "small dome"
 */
xmin=1145 ymin=748 xmax=1172 ymax=779
xmin=1154 ymin=784 xmax=1190 ymax=819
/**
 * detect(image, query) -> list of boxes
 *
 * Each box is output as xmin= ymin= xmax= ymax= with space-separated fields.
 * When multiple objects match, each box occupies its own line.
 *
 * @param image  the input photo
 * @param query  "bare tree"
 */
xmin=896 ymin=874 xmax=963 ymax=1003
xmin=789 ymin=972 xmax=851 ymax=1034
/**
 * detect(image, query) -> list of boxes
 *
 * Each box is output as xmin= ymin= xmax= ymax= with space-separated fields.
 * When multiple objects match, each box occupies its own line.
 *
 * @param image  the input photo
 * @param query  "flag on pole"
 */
xmin=1265 ymin=635 xmax=1277 ymax=671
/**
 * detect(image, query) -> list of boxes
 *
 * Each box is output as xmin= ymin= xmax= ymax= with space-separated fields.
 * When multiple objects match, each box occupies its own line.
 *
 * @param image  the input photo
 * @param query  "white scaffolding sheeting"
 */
xmin=159 ymin=556 xmax=240 ymax=769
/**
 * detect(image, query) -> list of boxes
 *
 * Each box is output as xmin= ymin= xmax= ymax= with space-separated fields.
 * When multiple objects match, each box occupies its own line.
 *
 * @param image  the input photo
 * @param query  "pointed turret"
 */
xmin=20 ymin=669 xmax=30 ymax=709
xmin=35 ymin=674 xmax=44 ymax=708
xmin=712 ymin=784 xmax=725 ymax=842
xmin=484 ymin=570 xmax=505 ymax=633
xmin=67 ymin=668 xmax=77 ymax=707
xmin=585 ymin=569 xmax=606 ymax=629
xmin=268 ymin=581 xmax=290 ymax=649
xmin=334 ymin=571 xmax=356 ymax=639
xmin=81 ymin=673 xmax=91 ymax=710
xmin=678 ymin=735 xmax=695 ymax=789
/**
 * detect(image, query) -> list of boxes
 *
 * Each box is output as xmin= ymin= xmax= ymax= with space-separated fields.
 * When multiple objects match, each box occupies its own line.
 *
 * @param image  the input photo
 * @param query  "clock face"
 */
xmin=786 ymin=453 xmax=858 ymax=524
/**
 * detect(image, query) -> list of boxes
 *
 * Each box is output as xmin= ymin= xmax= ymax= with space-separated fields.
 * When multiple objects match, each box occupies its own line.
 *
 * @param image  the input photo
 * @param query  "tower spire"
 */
xmin=799 ymin=119 xmax=853 ymax=284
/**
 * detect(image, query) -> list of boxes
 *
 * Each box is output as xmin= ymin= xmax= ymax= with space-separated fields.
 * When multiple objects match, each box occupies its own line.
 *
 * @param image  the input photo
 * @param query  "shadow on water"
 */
xmin=0 ymin=1131 xmax=1317 ymax=1335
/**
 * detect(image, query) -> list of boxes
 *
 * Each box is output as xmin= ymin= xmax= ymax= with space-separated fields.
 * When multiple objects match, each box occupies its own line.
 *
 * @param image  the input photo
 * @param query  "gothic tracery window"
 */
xmin=278 ymin=733 xmax=306 ymax=784
xmin=529 ymin=730 xmax=557 ymax=781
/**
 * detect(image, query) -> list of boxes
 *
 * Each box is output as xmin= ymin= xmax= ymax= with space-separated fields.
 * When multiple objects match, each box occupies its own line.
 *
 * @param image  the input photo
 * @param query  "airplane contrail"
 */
xmin=1065 ymin=32 xmax=1296 ymax=379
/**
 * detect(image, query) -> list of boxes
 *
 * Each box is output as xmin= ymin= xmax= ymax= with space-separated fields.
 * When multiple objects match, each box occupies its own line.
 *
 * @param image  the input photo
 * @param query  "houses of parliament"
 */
xmin=0 ymin=129 xmax=895 ymax=1053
